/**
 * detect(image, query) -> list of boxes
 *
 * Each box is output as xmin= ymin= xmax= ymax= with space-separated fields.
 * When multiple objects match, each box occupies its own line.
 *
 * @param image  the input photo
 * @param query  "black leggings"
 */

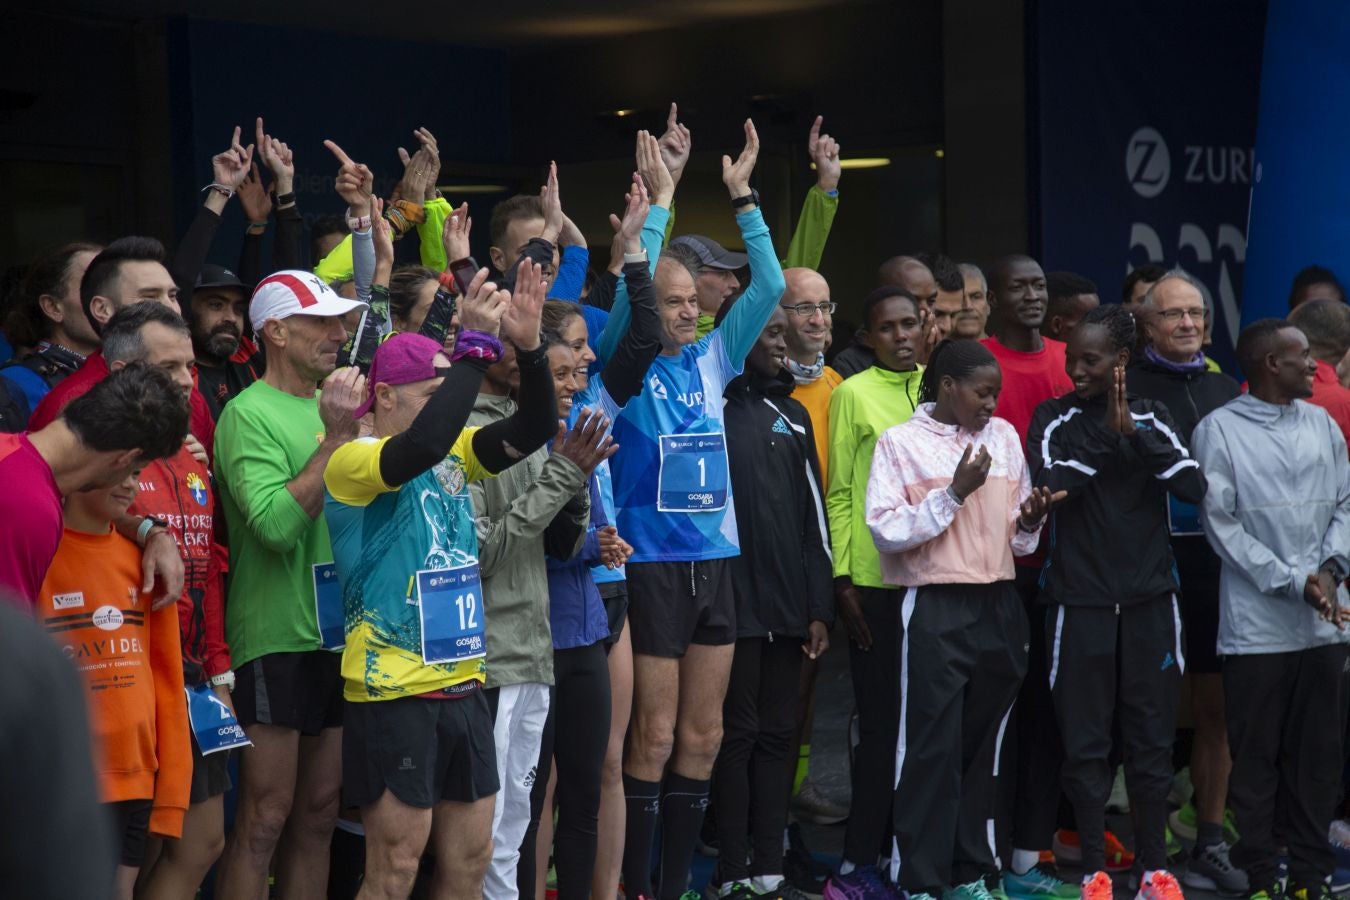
xmin=520 ymin=640 xmax=612 ymax=900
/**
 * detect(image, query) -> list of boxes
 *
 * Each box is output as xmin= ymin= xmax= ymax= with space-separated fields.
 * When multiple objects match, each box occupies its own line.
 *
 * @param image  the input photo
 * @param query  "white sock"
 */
xmin=719 ymin=879 xmax=753 ymax=897
xmin=1010 ymin=849 xmax=1040 ymax=876
xmin=753 ymin=875 xmax=786 ymax=893
xmin=840 ymin=859 xmax=857 ymax=875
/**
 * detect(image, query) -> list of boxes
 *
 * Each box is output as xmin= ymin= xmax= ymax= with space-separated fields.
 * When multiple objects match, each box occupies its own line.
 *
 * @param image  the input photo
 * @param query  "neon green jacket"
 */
xmin=313 ymin=196 xmax=452 ymax=283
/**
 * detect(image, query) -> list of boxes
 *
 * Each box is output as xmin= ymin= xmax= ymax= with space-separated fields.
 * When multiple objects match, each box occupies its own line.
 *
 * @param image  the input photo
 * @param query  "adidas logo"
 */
xmin=1160 ymin=651 xmax=1175 ymax=671
xmin=772 ymin=417 xmax=791 ymax=435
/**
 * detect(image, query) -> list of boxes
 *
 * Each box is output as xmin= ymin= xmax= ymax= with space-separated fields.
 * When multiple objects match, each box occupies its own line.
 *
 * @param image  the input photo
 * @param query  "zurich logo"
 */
xmin=1125 ymin=127 xmax=1170 ymax=199
xmin=648 ymin=373 xmax=668 ymax=400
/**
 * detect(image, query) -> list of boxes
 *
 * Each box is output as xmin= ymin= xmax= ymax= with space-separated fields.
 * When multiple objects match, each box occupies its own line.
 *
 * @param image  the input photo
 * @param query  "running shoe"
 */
xmin=1184 ymin=841 xmax=1249 ymax=896
xmin=776 ymin=882 xmax=828 ymax=900
xmin=715 ymin=883 xmax=759 ymax=900
xmin=1291 ymin=884 xmax=1334 ymax=900
xmin=824 ymin=866 xmax=895 ymax=900
xmin=1249 ymin=885 xmax=1286 ymax=900
xmin=1331 ymin=818 xmax=1350 ymax=850
xmin=1051 ymin=829 xmax=1135 ymax=872
xmin=1081 ymin=871 xmax=1114 ymax=900
xmin=1332 ymin=842 xmax=1350 ymax=894
xmin=1134 ymin=870 xmax=1184 ymax=900
xmin=1002 ymin=865 xmax=1079 ymax=900
xmin=793 ymin=779 xmax=851 ymax=825
xmin=1107 ymin=767 xmax=1131 ymax=814
xmin=943 ymin=878 xmax=998 ymax=900
xmin=783 ymin=824 xmax=831 ymax=897
xmin=1169 ymin=803 xmax=1198 ymax=843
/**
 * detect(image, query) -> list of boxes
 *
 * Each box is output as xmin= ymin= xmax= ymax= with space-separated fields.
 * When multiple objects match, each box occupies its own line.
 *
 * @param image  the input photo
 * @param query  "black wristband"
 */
xmin=514 ymin=343 xmax=549 ymax=369
xmin=274 ymin=191 xmax=296 ymax=206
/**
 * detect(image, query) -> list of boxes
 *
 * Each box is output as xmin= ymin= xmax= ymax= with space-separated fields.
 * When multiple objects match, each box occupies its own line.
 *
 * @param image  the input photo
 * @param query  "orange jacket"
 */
xmin=37 ymin=527 xmax=191 ymax=838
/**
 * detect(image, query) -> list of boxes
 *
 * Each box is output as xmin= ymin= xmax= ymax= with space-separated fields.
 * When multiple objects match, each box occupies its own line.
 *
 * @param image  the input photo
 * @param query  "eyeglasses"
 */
xmin=1157 ymin=307 xmax=1208 ymax=323
xmin=781 ymin=301 xmax=837 ymax=317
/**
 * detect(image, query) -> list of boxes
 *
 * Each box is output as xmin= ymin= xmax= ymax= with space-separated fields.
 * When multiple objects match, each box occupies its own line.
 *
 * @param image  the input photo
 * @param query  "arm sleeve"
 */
xmin=237 ymin=229 xmax=264 ymax=289
xmin=595 ymin=260 xmax=662 ymax=407
xmin=313 ymin=234 xmax=354 ymax=283
xmin=274 ymin=203 xmax=307 ymax=271
xmin=596 ymin=205 xmax=668 ymax=363
xmin=585 ymin=271 xmax=619 ymax=311
xmin=799 ymin=415 xmax=835 ymax=626
xmin=351 ymin=227 xmax=375 ymax=304
xmin=418 ymin=197 xmax=452 ymax=272
xmin=148 ymin=599 xmax=190 ymax=838
xmin=865 ymin=433 xmax=962 ymax=553
xmin=826 ymin=388 xmax=855 ymax=579
xmin=501 ymin=238 xmax=558 ymax=292
xmin=1195 ymin=419 xmax=1305 ymax=604
xmin=1319 ymin=414 xmax=1350 ymax=573
xmin=376 ymin=358 xmax=491 ymax=487
xmin=549 ymin=245 xmax=589 ymax=302
xmin=782 ymin=185 xmax=839 ymax=269
xmin=171 ymin=205 xmax=223 ymax=295
xmin=1127 ymin=402 xmax=1207 ymax=503
xmin=203 ymin=540 xmax=231 ymax=677
xmin=470 ymin=344 xmax=559 ymax=474
xmin=216 ymin=408 xmax=317 ymax=552
xmin=1027 ymin=404 xmax=1122 ymax=497
xmin=340 ymin=284 xmax=391 ymax=371
xmin=472 ymin=453 xmax=587 ymax=576
xmin=712 ymin=208 xmax=787 ymax=367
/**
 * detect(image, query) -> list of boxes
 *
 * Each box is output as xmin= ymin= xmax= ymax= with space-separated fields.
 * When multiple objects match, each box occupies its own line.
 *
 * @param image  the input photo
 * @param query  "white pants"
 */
xmin=484 ymin=681 xmax=551 ymax=900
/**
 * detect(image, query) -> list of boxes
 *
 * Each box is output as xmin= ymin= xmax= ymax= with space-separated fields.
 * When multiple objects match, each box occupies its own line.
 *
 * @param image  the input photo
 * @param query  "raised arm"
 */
xmin=175 ymin=126 xmax=252 ymax=292
xmin=783 ymin=115 xmax=841 ymax=269
xmin=256 ymin=117 xmax=305 ymax=272
xmin=594 ymin=173 xmax=661 ymax=407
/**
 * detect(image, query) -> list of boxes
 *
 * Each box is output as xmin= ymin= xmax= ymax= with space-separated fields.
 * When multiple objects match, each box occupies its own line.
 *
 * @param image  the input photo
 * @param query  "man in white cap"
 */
xmin=213 ymin=270 xmax=369 ymax=898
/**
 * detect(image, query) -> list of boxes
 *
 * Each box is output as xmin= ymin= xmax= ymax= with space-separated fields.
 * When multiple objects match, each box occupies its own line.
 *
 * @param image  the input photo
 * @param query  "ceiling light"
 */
xmin=811 ymin=157 xmax=891 ymax=171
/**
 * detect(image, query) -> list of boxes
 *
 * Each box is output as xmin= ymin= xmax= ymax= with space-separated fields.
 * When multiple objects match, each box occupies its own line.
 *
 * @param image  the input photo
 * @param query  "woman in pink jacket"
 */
xmin=865 ymin=339 xmax=1062 ymax=900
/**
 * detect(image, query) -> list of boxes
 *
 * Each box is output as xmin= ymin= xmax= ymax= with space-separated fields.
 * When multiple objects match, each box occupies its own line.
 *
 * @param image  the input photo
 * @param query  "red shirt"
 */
xmin=27 ymin=352 xmax=216 ymax=457
xmin=980 ymin=336 xmax=1075 ymax=446
xmin=0 ymin=433 xmax=63 ymax=607
xmin=1310 ymin=359 xmax=1350 ymax=456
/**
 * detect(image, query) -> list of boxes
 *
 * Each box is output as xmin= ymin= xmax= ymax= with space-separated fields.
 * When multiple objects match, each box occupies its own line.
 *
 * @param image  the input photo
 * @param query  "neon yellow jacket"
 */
xmin=313 ymin=196 xmax=452 ymax=283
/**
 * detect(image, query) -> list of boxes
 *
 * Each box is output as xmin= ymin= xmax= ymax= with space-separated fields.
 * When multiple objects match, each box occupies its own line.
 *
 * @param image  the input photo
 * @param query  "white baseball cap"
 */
xmin=249 ymin=270 xmax=367 ymax=332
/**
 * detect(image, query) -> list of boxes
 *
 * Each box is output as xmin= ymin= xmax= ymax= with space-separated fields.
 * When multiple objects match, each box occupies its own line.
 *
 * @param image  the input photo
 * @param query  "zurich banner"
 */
xmin=1243 ymin=0 xmax=1350 ymax=324
xmin=1031 ymin=0 xmax=1267 ymax=370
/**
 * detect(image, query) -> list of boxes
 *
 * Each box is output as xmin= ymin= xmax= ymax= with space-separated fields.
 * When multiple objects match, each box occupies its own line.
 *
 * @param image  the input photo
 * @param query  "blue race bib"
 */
xmin=1167 ymin=496 xmax=1204 ymax=536
xmin=417 ymin=564 xmax=487 ymax=665
xmin=312 ymin=562 xmax=345 ymax=650
xmin=185 ymin=683 xmax=253 ymax=755
xmin=657 ymin=432 xmax=728 ymax=512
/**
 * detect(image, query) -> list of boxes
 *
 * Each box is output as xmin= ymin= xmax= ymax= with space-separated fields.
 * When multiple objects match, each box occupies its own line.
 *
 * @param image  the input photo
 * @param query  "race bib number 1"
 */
xmin=657 ymin=432 xmax=728 ymax=512
xmin=312 ymin=562 xmax=345 ymax=651
xmin=417 ymin=564 xmax=487 ymax=665
xmin=185 ymin=683 xmax=252 ymax=755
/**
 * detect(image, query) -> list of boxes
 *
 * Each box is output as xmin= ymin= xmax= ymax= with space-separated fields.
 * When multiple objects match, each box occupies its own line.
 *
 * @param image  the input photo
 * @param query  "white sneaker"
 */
xmin=1330 ymin=818 xmax=1350 ymax=849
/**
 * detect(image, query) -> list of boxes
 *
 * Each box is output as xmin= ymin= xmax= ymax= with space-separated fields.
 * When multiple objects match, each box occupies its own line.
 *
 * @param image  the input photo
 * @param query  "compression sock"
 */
xmin=657 ymin=773 xmax=712 ymax=900
xmin=623 ymin=774 xmax=661 ymax=898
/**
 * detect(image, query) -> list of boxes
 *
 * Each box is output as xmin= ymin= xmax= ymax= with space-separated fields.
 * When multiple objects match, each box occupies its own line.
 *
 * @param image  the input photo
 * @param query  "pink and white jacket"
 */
xmin=866 ymin=403 xmax=1041 ymax=586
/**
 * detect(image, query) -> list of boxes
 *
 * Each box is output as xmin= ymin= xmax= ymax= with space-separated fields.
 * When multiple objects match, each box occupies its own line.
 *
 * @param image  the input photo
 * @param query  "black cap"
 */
xmin=669 ymin=235 xmax=748 ymax=270
xmin=194 ymin=264 xmax=250 ymax=293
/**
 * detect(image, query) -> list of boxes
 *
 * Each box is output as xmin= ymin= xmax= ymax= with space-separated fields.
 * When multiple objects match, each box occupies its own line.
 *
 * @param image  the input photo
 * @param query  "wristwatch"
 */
xmin=210 ymin=670 xmax=236 ymax=692
xmin=730 ymin=189 xmax=761 ymax=210
xmin=136 ymin=516 xmax=171 ymax=547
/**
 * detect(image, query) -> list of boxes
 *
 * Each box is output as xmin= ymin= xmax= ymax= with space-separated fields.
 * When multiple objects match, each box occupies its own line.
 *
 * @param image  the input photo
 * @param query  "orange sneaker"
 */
xmin=1134 ymin=870 xmax=1184 ymax=900
xmin=1051 ymin=829 xmax=1135 ymax=873
xmin=1081 ymin=871 xmax=1114 ymax=900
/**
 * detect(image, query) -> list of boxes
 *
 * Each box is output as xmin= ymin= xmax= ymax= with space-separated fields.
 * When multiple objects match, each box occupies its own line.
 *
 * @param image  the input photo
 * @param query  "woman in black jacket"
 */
xmin=1027 ymin=305 xmax=1206 ymax=900
xmin=711 ymin=306 xmax=834 ymax=900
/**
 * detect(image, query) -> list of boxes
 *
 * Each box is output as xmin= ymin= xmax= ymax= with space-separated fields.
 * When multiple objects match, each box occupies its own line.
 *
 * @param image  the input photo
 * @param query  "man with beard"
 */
xmin=189 ymin=265 xmax=259 ymax=421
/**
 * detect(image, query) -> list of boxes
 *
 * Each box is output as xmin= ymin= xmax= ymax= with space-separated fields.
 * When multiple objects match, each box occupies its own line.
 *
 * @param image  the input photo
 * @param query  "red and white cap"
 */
xmin=249 ymin=270 xmax=368 ymax=332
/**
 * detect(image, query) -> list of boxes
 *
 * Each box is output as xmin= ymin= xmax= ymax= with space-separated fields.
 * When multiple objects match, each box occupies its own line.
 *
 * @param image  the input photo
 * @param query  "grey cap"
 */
xmin=669 ymin=235 xmax=748 ymax=270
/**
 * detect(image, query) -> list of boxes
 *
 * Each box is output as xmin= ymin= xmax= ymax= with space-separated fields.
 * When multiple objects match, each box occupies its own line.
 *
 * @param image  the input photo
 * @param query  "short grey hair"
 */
xmin=101 ymin=301 xmax=190 ymax=365
xmin=659 ymin=245 xmax=701 ymax=284
xmin=1141 ymin=268 xmax=1209 ymax=310
xmin=958 ymin=262 xmax=987 ymax=294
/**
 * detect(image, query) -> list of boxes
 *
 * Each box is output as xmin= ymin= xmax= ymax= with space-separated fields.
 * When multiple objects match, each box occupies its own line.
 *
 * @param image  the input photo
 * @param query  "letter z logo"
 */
xmin=1125 ymin=127 xmax=1170 ymax=199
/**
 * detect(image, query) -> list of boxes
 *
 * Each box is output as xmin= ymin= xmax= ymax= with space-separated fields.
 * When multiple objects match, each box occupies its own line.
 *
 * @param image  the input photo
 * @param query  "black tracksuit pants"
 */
xmin=1048 ymin=594 xmax=1183 ymax=874
xmin=713 ymin=635 xmax=804 ymax=881
xmin=890 ymin=582 xmax=1027 ymax=894
xmin=1224 ymin=644 xmax=1350 ymax=891
xmin=844 ymin=586 xmax=902 ymax=868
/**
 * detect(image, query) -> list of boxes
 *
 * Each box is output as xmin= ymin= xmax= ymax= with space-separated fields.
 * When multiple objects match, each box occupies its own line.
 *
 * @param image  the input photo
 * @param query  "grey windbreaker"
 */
xmin=1193 ymin=394 xmax=1350 ymax=655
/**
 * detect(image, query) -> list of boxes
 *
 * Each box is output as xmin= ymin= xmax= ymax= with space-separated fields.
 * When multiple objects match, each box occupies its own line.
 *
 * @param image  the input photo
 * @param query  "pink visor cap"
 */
xmin=352 ymin=332 xmax=446 ymax=419
xmin=249 ymin=270 xmax=367 ymax=332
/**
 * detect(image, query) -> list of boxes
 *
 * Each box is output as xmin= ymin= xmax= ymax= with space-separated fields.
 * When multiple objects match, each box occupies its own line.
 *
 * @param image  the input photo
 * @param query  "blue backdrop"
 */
xmin=1032 ymin=0 xmax=1268 ymax=370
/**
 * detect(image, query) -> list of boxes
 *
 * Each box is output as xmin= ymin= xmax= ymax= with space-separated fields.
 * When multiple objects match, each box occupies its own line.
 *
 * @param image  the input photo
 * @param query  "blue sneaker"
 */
xmin=1002 ymin=866 xmax=1079 ymax=900
xmin=1331 ymin=842 xmax=1350 ymax=893
xmin=824 ymin=867 xmax=896 ymax=900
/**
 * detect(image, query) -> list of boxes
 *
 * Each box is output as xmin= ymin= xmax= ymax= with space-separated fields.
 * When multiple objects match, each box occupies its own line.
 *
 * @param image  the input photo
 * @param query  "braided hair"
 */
xmin=918 ymin=338 xmax=998 ymax=403
xmin=1076 ymin=303 xmax=1137 ymax=359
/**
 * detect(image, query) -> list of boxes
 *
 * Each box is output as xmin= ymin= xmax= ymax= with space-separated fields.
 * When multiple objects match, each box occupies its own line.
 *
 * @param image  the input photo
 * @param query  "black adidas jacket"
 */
xmin=1027 ymin=392 xmax=1207 ymax=607
xmin=724 ymin=368 xmax=835 ymax=639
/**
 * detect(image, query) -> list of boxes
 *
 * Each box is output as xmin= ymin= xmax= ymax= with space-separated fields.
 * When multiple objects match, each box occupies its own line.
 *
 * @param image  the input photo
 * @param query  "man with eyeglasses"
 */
xmin=1128 ymin=270 xmax=1244 ymax=894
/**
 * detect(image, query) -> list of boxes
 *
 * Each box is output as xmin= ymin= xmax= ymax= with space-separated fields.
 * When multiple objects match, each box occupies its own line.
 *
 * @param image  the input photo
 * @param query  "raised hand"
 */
xmin=457 ymin=267 xmax=509 ymax=337
xmin=501 ymin=258 xmax=546 ymax=350
xmin=554 ymin=408 xmax=619 ymax=478
xmin=617 ymin=171 xmax=651 ymax=253
xmin=212 ymin=125 xmax=254 ymax=193
xmin=441 ymin=201 xmax=473 ymax=263
xmin=319 ymin=366 xmax=367 ymax=440
xmin=657 ymin=102 xmax=692 ymax=189
xmin=372 ymin=197 xmax=394 ymax=270
xmin=1106 ymin=365 xmax=1135 ymax=434
xmin=324 ymin=140 xmax=374 ymax=217
xmin=238 ymin=163 xmax=273 ymax=224
xmin=255 ymin=117 xmax=295 ymax=191
xmin=951 ymin=443 xmax=992 ymax=502
xmin=1019 ymin=486 xmax=1068 ymax=529
xmin=636 ymin=130 xmax=675 ymax=208
xmin=397 ymin=127 xmax=440 ymax=201
xmin=722 ymin=118 xmax=760 ymax=199
xmin=917 ymin=309 xmax=941 ymax=366
xmin=809 ymin=115 xmax=842 ymax=193
xmin=540 ymin=161 xmax=564 ymax=244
